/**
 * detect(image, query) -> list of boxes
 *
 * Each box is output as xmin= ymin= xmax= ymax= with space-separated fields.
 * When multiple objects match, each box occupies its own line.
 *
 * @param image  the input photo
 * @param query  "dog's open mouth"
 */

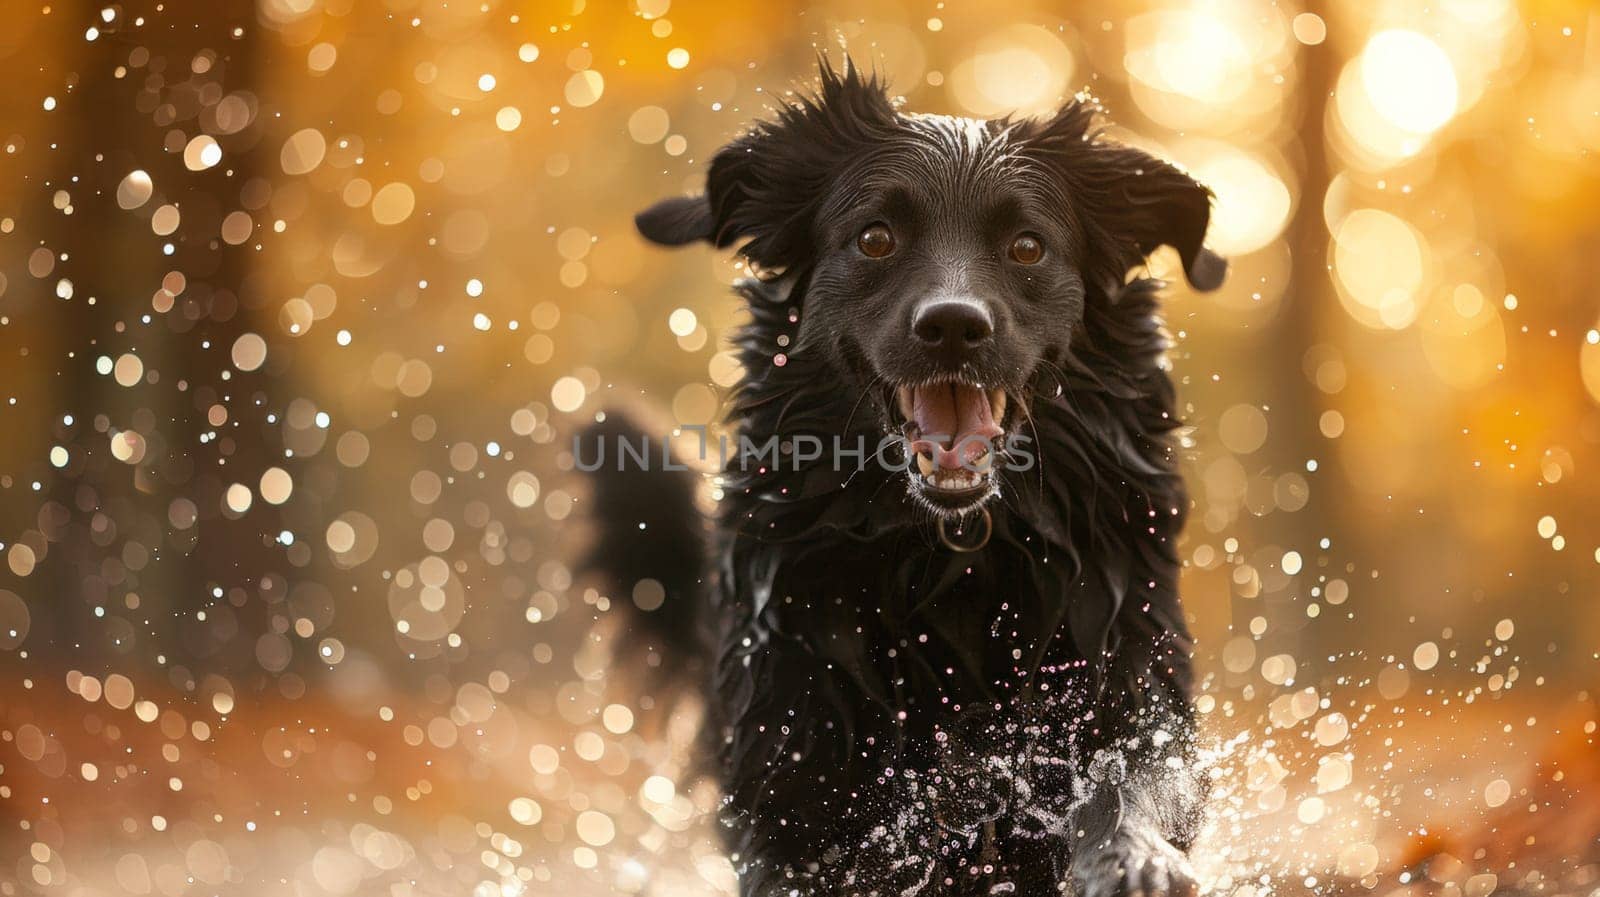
xmin=890 ymin=381 xmax=1008 ymax=513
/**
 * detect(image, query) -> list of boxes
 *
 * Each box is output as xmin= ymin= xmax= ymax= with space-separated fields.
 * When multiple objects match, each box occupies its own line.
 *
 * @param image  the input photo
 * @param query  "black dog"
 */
xmin=587 ymin=59 xmax=1225 ymax=897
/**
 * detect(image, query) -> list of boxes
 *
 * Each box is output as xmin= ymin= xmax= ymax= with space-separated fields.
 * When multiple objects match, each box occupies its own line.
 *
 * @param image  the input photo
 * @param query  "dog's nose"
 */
xmin=913 ymin=299 xmax=993 ymax=362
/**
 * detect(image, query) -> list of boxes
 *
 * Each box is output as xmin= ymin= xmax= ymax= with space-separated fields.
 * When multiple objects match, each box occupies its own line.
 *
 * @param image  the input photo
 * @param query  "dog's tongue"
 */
xmin=912 ymin=383 xmax=1001 ymax=469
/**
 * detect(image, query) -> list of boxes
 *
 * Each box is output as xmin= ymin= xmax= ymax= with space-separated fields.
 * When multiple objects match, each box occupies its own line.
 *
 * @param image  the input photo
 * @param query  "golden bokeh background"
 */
xmin=1 ymin=0 xmax=1599 ymax=894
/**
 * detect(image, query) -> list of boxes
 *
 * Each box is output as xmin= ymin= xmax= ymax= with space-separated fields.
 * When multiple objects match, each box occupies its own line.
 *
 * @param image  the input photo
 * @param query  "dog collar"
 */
xmin=937 ymin=508 xmax=992 ymax=553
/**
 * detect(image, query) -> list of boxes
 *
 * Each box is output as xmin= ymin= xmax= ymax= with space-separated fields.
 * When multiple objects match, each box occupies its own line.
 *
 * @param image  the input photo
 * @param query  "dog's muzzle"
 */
xmin=890 ymin=380 xmax=1010 ymax=515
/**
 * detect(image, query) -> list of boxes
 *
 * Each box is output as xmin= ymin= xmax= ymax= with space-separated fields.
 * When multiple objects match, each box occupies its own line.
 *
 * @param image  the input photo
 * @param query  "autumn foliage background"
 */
xmin=1 ymin=0 xmax=1599 ymax=895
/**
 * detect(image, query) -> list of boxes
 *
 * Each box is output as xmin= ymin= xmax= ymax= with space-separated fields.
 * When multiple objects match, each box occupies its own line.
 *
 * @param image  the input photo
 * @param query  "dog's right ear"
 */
xmin=634 ymin=129 xmax=761 ymax=250
xmin=633 ymin=56 xmax=895 ymax=267
xmin=636 ymin=195 xmax=715 ymax=246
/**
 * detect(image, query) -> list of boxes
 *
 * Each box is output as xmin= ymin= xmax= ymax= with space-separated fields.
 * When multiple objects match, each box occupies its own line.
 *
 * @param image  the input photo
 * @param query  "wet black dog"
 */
xmin=588 ymin=59 xmax=1225 ymax=897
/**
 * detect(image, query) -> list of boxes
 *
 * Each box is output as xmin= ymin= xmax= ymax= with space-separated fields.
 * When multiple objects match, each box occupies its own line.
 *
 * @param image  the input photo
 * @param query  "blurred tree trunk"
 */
xmin=0 ymin=8 xmax=80 ymax=649
xmin=1258 ymin=5 xmax=1340 ymax=648
xmin=26 ymin=0 xmax=283 ymax=689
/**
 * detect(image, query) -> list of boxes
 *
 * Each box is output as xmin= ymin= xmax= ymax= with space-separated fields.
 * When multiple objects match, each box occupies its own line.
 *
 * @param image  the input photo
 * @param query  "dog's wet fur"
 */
xmin=588 ymin=59 xmax=1226 ymax=897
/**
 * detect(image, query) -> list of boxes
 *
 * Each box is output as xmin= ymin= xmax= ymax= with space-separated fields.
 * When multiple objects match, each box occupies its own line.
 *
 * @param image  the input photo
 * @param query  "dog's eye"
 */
xmin=857 ymin=224 xmax=896 ymax=259
xmin=1009 ymin=234 xmax=1044 ymax=265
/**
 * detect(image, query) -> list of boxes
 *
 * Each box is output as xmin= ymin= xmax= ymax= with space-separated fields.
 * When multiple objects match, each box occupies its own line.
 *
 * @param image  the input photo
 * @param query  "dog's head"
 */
xmin=637 ymin=60 xmax=1225 ymax=518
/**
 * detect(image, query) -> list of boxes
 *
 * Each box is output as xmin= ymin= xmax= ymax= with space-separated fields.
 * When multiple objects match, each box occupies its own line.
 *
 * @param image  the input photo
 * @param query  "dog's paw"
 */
xmin=1069 ymin=828 xmax=1198 ymax=897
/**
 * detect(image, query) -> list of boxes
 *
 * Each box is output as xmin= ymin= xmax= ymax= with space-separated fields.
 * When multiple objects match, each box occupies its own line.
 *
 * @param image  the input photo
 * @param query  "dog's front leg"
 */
xmin=1066 ymin=755 xmax=1202 ymax=897
xmin=1061 ymin=657 xmax=1204 ymax=897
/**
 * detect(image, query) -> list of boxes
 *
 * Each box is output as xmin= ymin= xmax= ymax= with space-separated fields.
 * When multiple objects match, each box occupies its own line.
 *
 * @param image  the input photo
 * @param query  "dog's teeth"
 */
xmin=989 ymin=389 xmax=1007 ymax=423
xmin=973 ymin=451 xmax=993 ymax=474
xmin=897 ymin=386 xmax=914 ymax=420
xmin=915 ymin=451 xmax=935 ymax=477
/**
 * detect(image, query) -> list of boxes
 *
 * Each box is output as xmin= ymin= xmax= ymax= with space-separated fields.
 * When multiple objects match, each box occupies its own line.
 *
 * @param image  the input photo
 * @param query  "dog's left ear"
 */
xmin=1090 ymin=144 xmax=1227 ymax=292
xmin=1025 ymin=99 xmax=1227 ymax=292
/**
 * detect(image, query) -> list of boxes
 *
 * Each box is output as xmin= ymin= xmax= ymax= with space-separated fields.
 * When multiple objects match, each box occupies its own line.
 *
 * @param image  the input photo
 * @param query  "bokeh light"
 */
xmin=948 ymin=24 xmax=1074 ymax=117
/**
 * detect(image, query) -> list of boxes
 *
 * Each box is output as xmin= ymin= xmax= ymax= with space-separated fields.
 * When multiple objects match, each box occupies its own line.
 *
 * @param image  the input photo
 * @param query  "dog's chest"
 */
xmin=733 ymin=535 xmax=1094 ymax=713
